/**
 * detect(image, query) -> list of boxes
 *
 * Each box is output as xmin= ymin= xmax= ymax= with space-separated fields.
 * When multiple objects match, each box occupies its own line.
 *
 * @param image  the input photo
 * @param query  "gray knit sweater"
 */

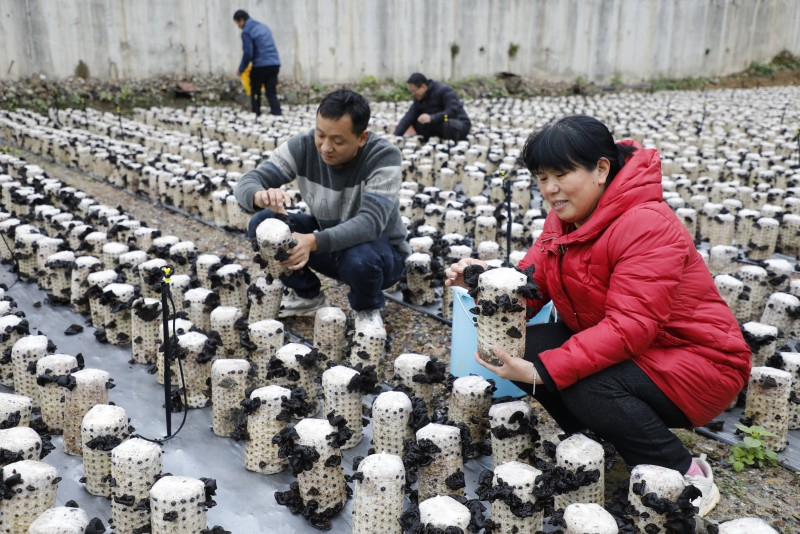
xmin=234 ymin=129 xmax=410 ymax=256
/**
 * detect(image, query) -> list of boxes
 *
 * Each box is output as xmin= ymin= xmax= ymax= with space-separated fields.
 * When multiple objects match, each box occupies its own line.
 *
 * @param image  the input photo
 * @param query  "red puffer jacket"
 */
xmin=518 ymin=141 xmax=751 ymax=427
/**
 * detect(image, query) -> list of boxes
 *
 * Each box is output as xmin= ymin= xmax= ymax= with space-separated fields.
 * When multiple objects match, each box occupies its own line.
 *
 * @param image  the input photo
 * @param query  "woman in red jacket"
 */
xmin=446 ymin=115 xmax=751 ymax=517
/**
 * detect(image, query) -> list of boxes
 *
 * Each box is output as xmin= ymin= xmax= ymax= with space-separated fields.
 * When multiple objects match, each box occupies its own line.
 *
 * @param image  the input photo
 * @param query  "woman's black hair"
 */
xmin=317 ymin=88 xmax=371 ymax=135
xmin=521 ymin=115 xmax=636 ymax=184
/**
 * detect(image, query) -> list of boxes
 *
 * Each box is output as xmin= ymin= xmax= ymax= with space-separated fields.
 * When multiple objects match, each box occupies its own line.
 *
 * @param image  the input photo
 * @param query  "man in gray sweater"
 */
xmin=234 ymin=89 xmax=410 ymax=325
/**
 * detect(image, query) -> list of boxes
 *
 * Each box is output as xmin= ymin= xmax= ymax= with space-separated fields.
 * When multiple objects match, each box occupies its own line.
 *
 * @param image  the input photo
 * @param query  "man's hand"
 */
xmin=445 ymin=257 xmax=490 ymax=288
xmin=474 ymin=347 xmax=541 ymax=385
xmin=254 ymin=188 xmax=292 ymax=213
xmin=418 ymin=113 xmax=432 ymax=124
xmin=282 ymin=232 xmax=317 ymax=270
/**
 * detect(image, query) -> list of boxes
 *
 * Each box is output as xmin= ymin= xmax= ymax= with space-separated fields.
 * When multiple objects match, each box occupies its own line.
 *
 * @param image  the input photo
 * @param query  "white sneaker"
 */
xmin=278 ymin=290 xmax=328 ymax=318
xmin=684 ymin=454 xmax=720 ymax=517
xmin=354 ymin=308 xmax=384 ymax=330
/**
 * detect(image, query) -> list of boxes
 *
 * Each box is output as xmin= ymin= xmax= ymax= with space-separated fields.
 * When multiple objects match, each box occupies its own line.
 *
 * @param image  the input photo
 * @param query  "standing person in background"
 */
xmin=233 ymin=9 xmax=282 ymax=116
xmin=394 ymin=72 xmax=471 ymax=141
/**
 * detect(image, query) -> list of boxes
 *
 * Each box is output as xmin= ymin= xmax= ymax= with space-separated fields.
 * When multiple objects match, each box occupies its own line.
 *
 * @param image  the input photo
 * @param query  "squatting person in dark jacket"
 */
xmin=446 ymin=115 xmax=751 ymax=519
xmin=233 ymin=9 xmax=282 ymax=116
xmin=234 ymin=89 xmax=409 ymax=327
xmin=394 ymin=72 xmax=471 ymax=141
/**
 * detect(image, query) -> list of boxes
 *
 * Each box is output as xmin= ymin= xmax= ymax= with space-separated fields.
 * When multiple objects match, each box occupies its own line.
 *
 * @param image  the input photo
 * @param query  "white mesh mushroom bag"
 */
xmin=100 ymin=283 xmax=135 ymax=345
xmin=448 ymin=375 xmax=492 ymax=449
xmin=443 ymin=209 xmax=467 ymax=236
xmin=209 ymin=306 xmax=244 ymax=359
xmin=708 ymin=245 xmax=739 ymax=277
xmin=744 ymin=366 xmax=792 ymax=451
xmin=563 ymin=503 xmax=619 ymax=534
xmin=714 ymin=275 xmax=744 ymax=312
xmin=247 ymin=319 xmax=284 ymax=386
xmin=195 ymin=254 xmax=222 ymax=287
xmin=476 ymin=267 xmax=527 ymax=365
xmin=418 ymin=495 xmax=470 ymax=531
xmin=674 ymin=208 xmax=697 ymax=239
xmin=393 ymin=353 xmax=433 ymax=414
xmin=81 ymin=404 xmax=130 ymax=497
xmin=33 ymin=237 xmax=64 ymax=290
xmin=131 ymin=297 xmax=162 ymax=365
xmin=628 ymin=465 xmax=686 ymax=533
xmin=0 ymin=315 xmax=28 ymax=388
xmin=760 ymin=292 xmax=800 ymax=335
xmin=247 ymin=276 xmax=284 ymax=322
xmin=85 ymin=269 xmax=118 ymax=328
xmin=774 ymin=352 xmax=800 ymax=430
xmin=762 ymin=258 xmax=793 ymax=293
xmin=111 ymin=437 xmax=163 ymax=533
xmin=271 ymin=343 xmax=319 ymax=416
xmin=156 ymin=317 xmax=194 ymax=386
xmin=0 ymin=392 xmax=32 ymax=428
xmin=293 ymin=418 xmax=348 ymax=516
xmin=11 ymin=335 xmax=52 ymax=406
xmin=416 ymin=423 xmax=464 ymax=501
xmin=0 ymin=460 xmax=58 ymax=534
xmin=747 ymin=217 xmax=780 ymax=261
xmin=736 ymin=265 xmax=769 ymax=322
xmin=70 ymin=256 xmax=102 ymax=314
xmin=101 ymin=241 xmax=130 ymax=271
xmin=133 ymin=227 xmax=160 ymax=252
xmin=489 ymin=400 xmax=536 ymax=467
xmin=474 ymin=215 xmax=497 ymax=245
xmin=176 ymin=331 xmax=215 ymax=408
xmin=348 ymin=322 xmax=386 ymax=380
xmin=491 ymin=461 xmax=544 ymax=534
xmin=371 ymin=390 xmax=415 ymax=456
xmin=44 ymin=250 xmax=75 ymax=305
xmin=81 ymin=231 xmax=108 ymax=257
xmin=554 ymin=433 xmax=605 ymax=509
xmin=314 ymin=307 xmax=347 ymax=365
xmin=405 ymin=253 xmax=435 ymax=306
xmin=27 ymin=506 xmax=90 ymax=534
xmin=779 ymin=213 xmax=800 ymax=257
xmin=167 ymin=274 xmax=192 ymax=314
xmin=352 ymin=453 xmax=405 ymax=534
xmin=13 ymin=232 xmax=44 ymax=281
xmin=168 ymin=241 xmax=196 ymax=276
xmin=213 ymin=263 xmax=250 ymax=312
xmin=0 ymin=427 xmax=41 ymax=466
xmin=741 ymin=322 xmax=778 ymax=367
xmin=322 ymin=365 xmax=364 ymax=449
xmin=62 ymin=368 xmax=110 ymax=456
xmin=211 ymin=359 xmax=251 ymax=437
xmin=184 ymin=287 xmax=219 ymax=333
xmin=244 ymin=385 xmax=292 ymax=474
xmin=35 ymin=353 xmax=78 ymax=433
xmin=149 ymin=476 xmax=207 ymax=534
xmin=137 ymin=258 xmax=168 ymax=299
xmin=708 ymin=212 xmax=735 ymax=247
xmin=255 ymin=218 xmax=295 ymax=281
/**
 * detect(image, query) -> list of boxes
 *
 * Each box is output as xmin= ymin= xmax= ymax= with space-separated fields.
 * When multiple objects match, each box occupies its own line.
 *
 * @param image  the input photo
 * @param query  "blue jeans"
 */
xmin=248 ymin=210 xmax=406 ymax=311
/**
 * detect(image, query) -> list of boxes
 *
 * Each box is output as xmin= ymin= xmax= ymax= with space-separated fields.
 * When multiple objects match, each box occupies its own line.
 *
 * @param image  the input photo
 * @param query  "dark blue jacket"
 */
xmin=238 ymin=18 xmax=280 ymax=73
xmin=394 ymin=80 xmax=471 ymax=135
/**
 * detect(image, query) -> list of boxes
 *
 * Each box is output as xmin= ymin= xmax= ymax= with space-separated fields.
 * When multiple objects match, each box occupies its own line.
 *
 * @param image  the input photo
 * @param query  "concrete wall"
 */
xmin=2 ymin=0 xmax=799 ymax=83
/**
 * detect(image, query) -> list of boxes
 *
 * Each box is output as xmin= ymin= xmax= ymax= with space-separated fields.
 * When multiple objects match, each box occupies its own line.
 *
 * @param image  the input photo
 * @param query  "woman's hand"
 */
xmin=445 ymin=258 xmax=489 ymax=288
xmin=474 ymin=346 xmax=541 ymax=385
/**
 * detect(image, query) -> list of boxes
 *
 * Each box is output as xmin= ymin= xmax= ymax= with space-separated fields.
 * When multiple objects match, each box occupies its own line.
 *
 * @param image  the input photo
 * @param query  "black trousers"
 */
xmin=250 ymin=65 xmax=282 ymax=116
xmin=413 ymin=118 xmax=470 ymax=141
xmin=515 ymin=321 xmax=694 ymax=473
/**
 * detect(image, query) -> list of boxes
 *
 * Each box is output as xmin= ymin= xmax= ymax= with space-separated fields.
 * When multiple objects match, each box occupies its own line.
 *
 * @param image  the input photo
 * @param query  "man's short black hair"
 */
xmin=407 ymin=73 xmax=429 ymax=86
xmin=317 ymin=89 xmax=371 ymax=135
xmin=233 ymin=10 xmax=249 ymax=22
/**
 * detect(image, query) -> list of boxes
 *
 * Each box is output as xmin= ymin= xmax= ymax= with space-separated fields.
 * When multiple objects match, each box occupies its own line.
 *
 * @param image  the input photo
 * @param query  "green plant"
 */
xmin=450 ymin=42 xmax=460 ymax=60
xmin=728 ymin=424 xmax=779 ymax=472
xmin=610 ymin=72 xmax=623 ymax=88
xmin=508 ymin=43 xmax=520 ymax=59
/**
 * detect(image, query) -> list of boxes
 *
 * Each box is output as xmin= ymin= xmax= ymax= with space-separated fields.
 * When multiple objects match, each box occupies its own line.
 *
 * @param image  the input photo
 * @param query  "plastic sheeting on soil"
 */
xmin=0 ymin=265 xmax=494 ymax=533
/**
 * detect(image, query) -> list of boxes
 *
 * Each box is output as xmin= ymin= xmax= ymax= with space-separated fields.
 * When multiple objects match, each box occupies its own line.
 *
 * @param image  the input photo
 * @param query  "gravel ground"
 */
xmin=6 ymin=146 xmax=800 ymax=532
